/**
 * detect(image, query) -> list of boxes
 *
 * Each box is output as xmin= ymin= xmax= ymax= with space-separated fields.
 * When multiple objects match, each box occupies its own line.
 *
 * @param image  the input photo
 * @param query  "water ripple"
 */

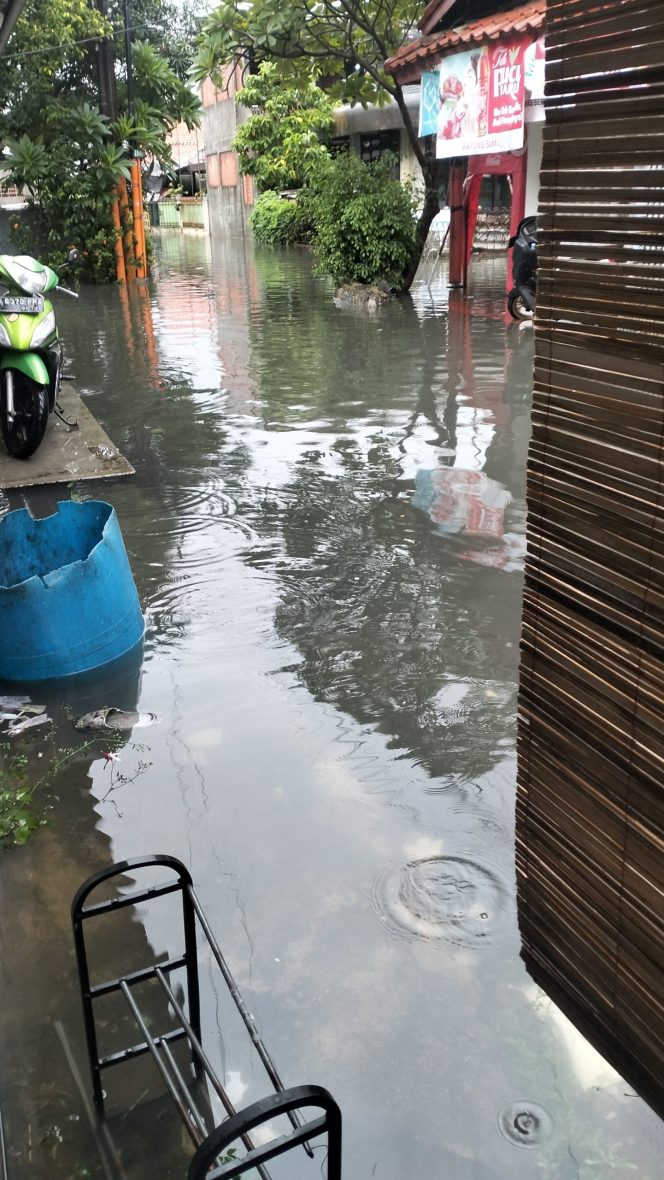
xmin=371 ymin=855 xmax=507 ymax=947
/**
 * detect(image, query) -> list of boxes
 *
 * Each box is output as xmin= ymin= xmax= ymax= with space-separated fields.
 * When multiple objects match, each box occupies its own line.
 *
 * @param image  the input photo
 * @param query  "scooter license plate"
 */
xmin=0 ymin=294 xmax=45 ymax=314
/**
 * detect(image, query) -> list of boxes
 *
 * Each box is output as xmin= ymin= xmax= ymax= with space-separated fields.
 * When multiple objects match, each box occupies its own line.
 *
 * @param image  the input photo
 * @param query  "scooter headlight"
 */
xmin=31 ymin=310 xmax=56 ymax=347
xmin=13 ymin=260 xmax=48 ymax=294
xmin=0 ymin=322 xmax=11 ymax=347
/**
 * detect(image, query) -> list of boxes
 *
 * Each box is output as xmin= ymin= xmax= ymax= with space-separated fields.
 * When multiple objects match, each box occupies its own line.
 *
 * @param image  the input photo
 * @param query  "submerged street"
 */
xmin=1 ymin=235 xmax=662 ymax=1178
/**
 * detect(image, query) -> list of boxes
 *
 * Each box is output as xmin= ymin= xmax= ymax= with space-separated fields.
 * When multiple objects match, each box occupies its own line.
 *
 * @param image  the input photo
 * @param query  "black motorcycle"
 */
xmin=507 ymin=216 xmax=537 ymax=321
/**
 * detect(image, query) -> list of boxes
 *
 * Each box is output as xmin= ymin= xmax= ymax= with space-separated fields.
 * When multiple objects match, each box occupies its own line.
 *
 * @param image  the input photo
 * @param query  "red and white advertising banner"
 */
xmin=436 ymin=36 xmax=543 ymax=158
xmin=524 ymin=35 xmax=545 ymax=123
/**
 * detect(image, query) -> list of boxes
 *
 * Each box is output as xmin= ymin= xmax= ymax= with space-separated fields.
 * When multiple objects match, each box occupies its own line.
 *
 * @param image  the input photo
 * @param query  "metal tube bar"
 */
xmin=187 ymin=1086 xmax=342 ymax=1180
xmin=119 ymin=982 xmax=202 ymax=1147
xmin=159 ymin=1040 xmax=209 ymax=1140
xmin=100 ymin=1027 xmax=186 ymax=1069
xmin=180 ymin=887 xmax=202 ymax=1047
xmin=90 ymin=955 xmax=187 ymax=998
xmin=80 ymin=881 xmax=182 ymax=919
xmin=72 ymin=909 xmax=105 ymax=1114
xmin=5 ymin=371 xmax=14 ymax=420
xmin=205 ymin=1120 xmax=327 ymax=1180
xmin=155 ymin=969 xmax=228 ymax=1102
xmin=154 ymin=969 xmax=273 ymax=1180
xmin=188 ymin=888 xmax=313 ymax=1156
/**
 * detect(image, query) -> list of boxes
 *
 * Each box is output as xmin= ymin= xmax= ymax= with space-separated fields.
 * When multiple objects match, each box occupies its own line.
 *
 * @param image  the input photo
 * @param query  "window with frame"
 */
xmin=359 ymin=130 xmax=401 ymax=176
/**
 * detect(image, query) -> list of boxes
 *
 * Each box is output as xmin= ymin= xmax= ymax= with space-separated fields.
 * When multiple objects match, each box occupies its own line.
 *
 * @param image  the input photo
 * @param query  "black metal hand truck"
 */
xmin=71 ymin=854 xmax=342 ymax=1179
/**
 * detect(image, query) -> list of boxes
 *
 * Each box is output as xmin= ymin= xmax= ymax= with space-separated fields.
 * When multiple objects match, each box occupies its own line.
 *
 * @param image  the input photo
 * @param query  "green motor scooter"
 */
xmin=0 ymin=251 xmax=78 ymax=459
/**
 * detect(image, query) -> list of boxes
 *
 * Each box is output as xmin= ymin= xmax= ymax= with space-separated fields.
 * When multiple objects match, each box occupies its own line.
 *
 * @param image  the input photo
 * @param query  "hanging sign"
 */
xmin=420 ymin=71 xmax=442 ymax=137
xmin=436 ymin=38 xmax=528 ymax=158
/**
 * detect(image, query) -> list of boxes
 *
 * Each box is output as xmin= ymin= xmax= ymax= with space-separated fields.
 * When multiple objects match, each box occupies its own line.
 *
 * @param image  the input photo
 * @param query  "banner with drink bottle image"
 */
xmin=418 ymin=36 xmax=545 ymax=154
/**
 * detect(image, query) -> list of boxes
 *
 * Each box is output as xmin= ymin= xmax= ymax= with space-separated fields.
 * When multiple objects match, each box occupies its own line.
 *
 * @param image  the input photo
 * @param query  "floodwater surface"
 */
xmin=1 ymin=236 xmax=662 ymax=1179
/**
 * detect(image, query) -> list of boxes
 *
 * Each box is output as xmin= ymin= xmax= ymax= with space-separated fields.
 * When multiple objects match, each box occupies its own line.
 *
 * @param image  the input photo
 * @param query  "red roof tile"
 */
xmin=386 ymin=1 xmax=545 ymax=79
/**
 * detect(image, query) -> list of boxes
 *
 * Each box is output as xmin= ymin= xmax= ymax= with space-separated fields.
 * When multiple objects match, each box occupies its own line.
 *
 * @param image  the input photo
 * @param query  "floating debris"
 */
xmin=74 ymin=707 xmax=159 ymax=732
xmin=6 ymin=714 xmax=50 ymax=737
xmin=413 ymin=468 xmax=512 ymax=540
xmin=0 ymin=696 xmax=50 ymax=736
xmin=0 ymin=695 xmax=31 ymax=711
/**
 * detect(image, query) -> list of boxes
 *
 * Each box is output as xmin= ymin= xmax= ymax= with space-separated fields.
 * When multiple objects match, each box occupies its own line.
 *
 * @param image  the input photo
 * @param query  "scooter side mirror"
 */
xmin=67 ymin=248 xmax=79 ymax=265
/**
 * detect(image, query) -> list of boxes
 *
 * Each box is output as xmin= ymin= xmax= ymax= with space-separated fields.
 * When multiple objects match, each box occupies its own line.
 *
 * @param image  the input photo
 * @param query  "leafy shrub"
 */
xmin=5 ymin=118 xmax=127 ymax=283
xmin=250 ymin=191 xmax=314 ymax=246
xmin=233 ymin=63 xmax=334 ymax=192
xmin=307 ymin=152 xmax=418 ymax=290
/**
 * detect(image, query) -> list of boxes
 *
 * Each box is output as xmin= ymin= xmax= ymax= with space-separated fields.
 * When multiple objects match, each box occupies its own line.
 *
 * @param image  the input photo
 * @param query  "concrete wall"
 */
xmin=201 ymin=72 xmax=254 ymax=238
xmin=525 ymin=121 xmax=544 ymax=217
xmin=333 ymin=86 xmax=425 ymax=190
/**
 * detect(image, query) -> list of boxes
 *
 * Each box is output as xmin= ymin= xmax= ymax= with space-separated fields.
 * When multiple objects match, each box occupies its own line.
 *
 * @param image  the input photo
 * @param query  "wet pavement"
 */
xmin=1 ymin=236 xmax=663 ymax=1179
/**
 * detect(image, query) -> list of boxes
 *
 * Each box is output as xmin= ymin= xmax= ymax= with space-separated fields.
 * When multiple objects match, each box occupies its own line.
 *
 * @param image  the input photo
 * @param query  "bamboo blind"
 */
xmin=516 ymin=0 xmax=664 ymax=1115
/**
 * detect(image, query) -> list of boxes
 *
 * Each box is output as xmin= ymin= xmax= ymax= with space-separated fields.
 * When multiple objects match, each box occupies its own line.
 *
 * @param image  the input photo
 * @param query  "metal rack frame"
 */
xmin=71 ymin=855 xmax=342 ymax=1178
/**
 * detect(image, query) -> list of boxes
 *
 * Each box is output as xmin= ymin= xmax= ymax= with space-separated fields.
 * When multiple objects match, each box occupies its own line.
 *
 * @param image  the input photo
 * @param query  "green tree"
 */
xmin=308 ymin=151 xmax=417 ymax=287
xmin=0 ymin=0 xmax=201 ymax=280
xmin=114 ymin=0 xmax=207 ymax=81
xmin=194 ymin=0 xmax=438 ymax=293
xmin=233 ymin=62 xmax=334 ymax=192
xmin=0 ymin=0 xmax=109 ymax=140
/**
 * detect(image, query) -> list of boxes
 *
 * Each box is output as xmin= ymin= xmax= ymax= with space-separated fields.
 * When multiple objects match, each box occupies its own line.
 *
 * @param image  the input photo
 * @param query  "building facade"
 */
xmin=200 ymin=67 xmax=255 ymax=236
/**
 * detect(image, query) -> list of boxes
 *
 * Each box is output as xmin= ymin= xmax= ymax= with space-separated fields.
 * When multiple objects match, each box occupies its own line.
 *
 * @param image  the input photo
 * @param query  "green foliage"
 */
xmin=250 ymin=191 xmax=313 ymax=246
xmin=0 ymin=0 xmax=202 ymax=282
xmin=0 ymin=0 xmax=110 ymax=142
xmin=233 ymin=62 xmax=333 ymax=192
xmin=131 ymin=39 xmax=201 ymax=131
xmin=112 ymin=0 xmax=207 ymax=82
xmin=4 ymin=101 xmax=130 ymax=282
xmin=0 ymin=731 xmax=120 ymax=846
xmin=194 ymin=0 xmax=420 ymax=108
xmin=307 ymin=153 xmax=417 ymax=289
xmin=0 ymin=745 xmax=43 ymax=846
xmin=4 ymin=135 xmax=50 ymax=197
xmin=195 ymin=0 xmax=439 ymax=291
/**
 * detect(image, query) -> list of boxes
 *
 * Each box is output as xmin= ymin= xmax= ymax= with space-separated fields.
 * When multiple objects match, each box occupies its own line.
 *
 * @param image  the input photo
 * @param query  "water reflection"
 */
xmin=0 ymin=237 xmax=662 ymax=1180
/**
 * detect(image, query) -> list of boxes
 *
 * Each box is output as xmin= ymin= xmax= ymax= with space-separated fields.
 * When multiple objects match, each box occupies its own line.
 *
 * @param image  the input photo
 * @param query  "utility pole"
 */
xmin=122 ymin=0 xmax=133 ymax=117
xmin=122 ymin=0 xmax=147 ymax=279
xmin=92 ymin=0 xmax=118 ymax=121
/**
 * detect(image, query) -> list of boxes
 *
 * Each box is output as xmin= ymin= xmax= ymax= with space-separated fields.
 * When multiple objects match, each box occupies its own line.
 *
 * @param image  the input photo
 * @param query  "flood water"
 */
xmin=1 ymin=236 xmax=663 ymax=1179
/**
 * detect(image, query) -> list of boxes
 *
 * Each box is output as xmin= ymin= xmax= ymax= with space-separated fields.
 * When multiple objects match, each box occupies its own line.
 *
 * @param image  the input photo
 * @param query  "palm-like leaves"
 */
xmin=4 ymin=135 xmax=50 ymax=197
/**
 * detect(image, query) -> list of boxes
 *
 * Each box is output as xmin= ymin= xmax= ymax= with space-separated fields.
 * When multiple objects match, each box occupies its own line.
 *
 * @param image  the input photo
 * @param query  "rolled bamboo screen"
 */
xmin=516 ymin=0 xmax=664 ymax=1116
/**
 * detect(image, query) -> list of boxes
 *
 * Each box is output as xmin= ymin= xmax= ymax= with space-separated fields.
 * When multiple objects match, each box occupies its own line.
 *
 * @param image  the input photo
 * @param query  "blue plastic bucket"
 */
xmin=0 ymin=500 xmax=144 ymax=681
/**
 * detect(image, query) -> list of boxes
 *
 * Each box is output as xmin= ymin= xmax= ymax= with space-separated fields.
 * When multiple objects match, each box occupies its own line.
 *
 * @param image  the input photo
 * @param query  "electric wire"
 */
xmin=0 ymin=21 xmax=186 ymax=64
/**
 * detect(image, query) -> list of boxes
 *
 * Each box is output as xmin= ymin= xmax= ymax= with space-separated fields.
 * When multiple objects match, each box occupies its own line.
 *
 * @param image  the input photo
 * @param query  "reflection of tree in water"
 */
xmin=242 ymin=261 xmax=530 ymax=783
xmin=60 ymin=268 xmax=255 ymax=650
xmin=272 ymin=437 xmax=520 ymax=784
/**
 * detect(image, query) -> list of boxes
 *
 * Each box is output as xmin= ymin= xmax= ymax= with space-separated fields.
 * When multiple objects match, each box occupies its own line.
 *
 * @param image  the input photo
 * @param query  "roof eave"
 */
xmin=386 ymin=3 xmax=545 ymax=84
xmin=418 ymin=0 xmax=459 ymax=35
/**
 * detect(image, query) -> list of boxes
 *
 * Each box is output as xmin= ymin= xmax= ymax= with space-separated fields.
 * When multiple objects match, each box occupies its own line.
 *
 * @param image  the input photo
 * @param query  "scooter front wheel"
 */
xmin=1 ymin=372 xmax=49 ymax=459
xmin=507 ymin=291 xmax=535 ymax=322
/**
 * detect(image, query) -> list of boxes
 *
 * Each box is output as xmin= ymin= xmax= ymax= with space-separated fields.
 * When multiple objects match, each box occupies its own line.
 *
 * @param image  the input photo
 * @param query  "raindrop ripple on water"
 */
xmin=497 ymin=1100 xmax=555 ymax=1149
xmin=371 ymin=855 xmax=508 ymax=946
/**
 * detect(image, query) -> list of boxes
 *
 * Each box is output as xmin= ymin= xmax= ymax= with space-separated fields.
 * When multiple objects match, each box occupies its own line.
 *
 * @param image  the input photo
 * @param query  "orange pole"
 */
xmin=111 ymin=186 xmax=126 ymax=284
xmin=130 ymin=159 xmax=147 ymax=280
xmin=137 ymin=283 xmax=159 ymax=384
xmin=118 ymin=178 xmax=136 ymax=282
xmin=118 ymin=283 xmax=135 ymax=359
xmin=448 ymin=162 xmax=467 ymax=289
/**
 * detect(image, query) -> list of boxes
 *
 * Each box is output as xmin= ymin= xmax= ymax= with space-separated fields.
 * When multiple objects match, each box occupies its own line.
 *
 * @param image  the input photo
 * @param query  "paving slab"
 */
xmin=0 ymin=384 xmax=133 ymax=490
